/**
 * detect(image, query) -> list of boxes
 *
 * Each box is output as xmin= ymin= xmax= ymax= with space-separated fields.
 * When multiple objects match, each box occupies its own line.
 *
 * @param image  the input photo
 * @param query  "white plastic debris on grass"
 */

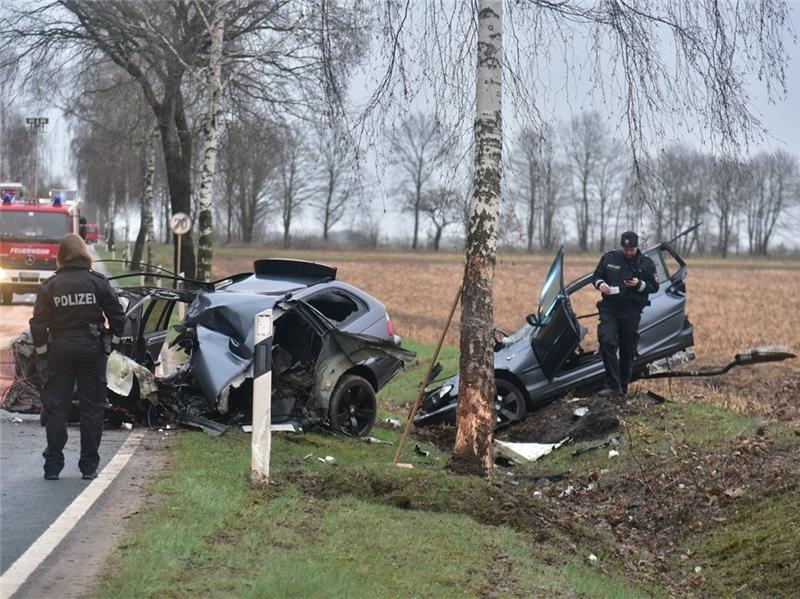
xmin=608 ymin=449 xmax=620 ymax=459
xmin=318 ymin=455 xmax=336 ymax=464
xmin=588 ymin=554 xmax=598 ymax=565
xmin=573 ymin=407 xmax=589 ymax=417
xmin=494 ymin=438 xmax=569 ymax=464
xmin=384 ymin=418 xmax=401 ymax=428
xmin=362 ymin=436 xmax=394 ymax=445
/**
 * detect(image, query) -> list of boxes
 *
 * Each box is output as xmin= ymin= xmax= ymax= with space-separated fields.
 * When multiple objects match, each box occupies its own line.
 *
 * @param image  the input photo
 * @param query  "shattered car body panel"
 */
xmin=415 ymin=241 xmax=793 ymax=429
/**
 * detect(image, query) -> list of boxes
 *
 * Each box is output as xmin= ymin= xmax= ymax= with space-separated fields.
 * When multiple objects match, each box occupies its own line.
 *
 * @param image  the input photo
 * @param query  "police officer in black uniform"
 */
xmin=592 ymin=231 xmax=659 ymax=397
xmin=29 ymin=233 xmax=126 ymax=480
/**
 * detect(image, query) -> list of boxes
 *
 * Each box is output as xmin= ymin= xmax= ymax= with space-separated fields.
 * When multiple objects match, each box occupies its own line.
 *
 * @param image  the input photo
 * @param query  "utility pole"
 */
xmin=25 ymin=117 xmax=48 ymax=200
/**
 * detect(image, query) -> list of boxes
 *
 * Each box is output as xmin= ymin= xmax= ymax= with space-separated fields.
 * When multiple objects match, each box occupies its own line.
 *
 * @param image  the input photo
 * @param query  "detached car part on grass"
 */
xmin=415 ymin=241 xmax=795 ymax=429
xmin=3 ymin=259 xmax=414 ymax=437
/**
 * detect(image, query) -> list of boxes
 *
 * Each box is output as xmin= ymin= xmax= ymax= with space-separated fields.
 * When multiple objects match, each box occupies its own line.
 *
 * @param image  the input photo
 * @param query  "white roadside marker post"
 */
xmin=251 ymin=309 xmax=273 ymax=487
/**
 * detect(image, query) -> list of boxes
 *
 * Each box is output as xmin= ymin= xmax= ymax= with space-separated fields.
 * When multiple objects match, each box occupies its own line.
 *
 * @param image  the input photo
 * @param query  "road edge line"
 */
xmin=0 ymin=429 xmax=146 ymax=598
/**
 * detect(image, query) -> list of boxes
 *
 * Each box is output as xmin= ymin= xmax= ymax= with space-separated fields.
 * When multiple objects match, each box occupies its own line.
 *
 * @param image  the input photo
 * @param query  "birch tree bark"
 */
xmin=449 ymin=0 xmax=502 ymax=477
xmin=142 ymin=128 xmax=157 ymax=282
xmin=196 ymin=0 xmax=226 ymax=282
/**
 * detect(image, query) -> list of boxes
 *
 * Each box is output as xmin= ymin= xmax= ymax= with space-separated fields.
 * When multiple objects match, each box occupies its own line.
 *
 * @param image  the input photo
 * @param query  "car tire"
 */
xmin=328 ymin=374 xmax=377 ymax=437
xmin=495 ymin=378 xmax=527 ymax=428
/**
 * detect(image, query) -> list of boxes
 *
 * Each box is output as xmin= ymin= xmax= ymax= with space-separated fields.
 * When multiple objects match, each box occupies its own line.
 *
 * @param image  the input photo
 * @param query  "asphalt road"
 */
xmin=0 ymin=410 xmax=130 ymax=574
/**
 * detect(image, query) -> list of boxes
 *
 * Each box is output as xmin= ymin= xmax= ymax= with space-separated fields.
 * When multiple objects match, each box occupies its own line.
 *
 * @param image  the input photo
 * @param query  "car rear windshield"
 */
xmin=0 ymin=211 xmax=70 ymax=242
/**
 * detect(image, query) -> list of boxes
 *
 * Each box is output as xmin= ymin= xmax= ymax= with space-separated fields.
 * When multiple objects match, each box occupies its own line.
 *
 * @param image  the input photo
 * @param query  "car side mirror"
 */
xmin=668 ymin=280 xmax=686 ymax=295
xmin=526 ymin=313 xmax=541 ymax=327
xmin=492 ymin=328 xmax=509 ymax=351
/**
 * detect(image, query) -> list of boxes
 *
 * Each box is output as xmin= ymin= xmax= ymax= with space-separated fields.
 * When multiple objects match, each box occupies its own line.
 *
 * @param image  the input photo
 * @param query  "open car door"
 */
xmin=117 ymin=287 xmax=190 ymax=371
xmin=531 ymin=247 xmax=583 ymax=381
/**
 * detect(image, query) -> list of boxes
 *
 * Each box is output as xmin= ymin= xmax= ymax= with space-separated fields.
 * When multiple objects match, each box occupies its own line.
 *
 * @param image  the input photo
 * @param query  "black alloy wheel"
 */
xmin=495 ymin=378 xmax=527 ymax=427
xmin=328 ymin=374 xmax=377 ymax=437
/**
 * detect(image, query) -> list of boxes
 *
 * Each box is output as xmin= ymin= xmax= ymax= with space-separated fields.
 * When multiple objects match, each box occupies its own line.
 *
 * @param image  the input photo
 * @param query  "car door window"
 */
xmin=660 ymin=249 xmax=682 ymax=280
xmin=538 ymin=248 xmax=565 ymax=323
xmin=143 ymin=298 xmax=173 ymax=333
xmin=531 ymin=247 xmax=583 ymax=380
xmin=136 ymin=295 xmax=179 ymax=367
xmin=305 ymin=289 xmax=365 ymax=325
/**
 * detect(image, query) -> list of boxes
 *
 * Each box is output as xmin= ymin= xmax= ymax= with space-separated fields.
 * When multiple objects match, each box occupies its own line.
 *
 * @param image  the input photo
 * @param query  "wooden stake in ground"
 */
xmin=393 ymin=283 xmax=463 ymax=466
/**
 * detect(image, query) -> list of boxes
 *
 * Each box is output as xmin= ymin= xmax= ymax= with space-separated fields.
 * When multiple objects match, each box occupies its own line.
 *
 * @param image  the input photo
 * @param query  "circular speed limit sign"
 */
xmin=169 ymin=212 xmax=192 ymax=235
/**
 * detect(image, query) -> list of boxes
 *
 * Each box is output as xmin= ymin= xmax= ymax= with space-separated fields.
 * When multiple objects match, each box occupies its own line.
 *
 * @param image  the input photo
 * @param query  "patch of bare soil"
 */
xmin=499 ymin=395 xmax=625 ymax=444
xmin=535 ymin=425 xmax=800 ymax=594
xmin=410 ymin=394 xmax=629 ymax=452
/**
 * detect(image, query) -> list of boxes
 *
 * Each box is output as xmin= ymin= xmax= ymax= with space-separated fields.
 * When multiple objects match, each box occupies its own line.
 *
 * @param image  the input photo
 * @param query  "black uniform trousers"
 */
xmin=41 ymin=335 xmax=107 ymax=477
xmin=597 ymin=305 xmax=642 ymax=393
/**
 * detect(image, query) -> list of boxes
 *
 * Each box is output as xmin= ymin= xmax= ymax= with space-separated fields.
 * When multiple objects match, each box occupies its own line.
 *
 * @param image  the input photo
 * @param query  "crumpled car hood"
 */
xmin=182 ymin=291 xmax=283 ymax=409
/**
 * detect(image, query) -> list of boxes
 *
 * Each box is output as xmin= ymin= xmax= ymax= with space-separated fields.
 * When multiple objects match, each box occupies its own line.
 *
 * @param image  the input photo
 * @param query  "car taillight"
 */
xmin=386 ymin=314 xmax=396 ymax=337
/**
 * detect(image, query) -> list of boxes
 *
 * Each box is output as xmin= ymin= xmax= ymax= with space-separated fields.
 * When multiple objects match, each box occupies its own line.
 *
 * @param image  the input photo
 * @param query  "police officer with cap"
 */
xmin=592 ymin=231 xmax=659 ymax=397
xmin=29 ymin=233 xmax=126 ymax=480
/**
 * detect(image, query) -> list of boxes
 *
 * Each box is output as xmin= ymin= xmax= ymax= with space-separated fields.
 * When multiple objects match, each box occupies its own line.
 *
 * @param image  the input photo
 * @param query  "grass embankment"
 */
xmin=97 ymin=337 xmax=799 ymax=598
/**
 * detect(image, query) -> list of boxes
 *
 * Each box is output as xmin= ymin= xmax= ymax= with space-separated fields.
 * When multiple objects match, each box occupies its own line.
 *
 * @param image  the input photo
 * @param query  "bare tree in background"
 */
xmin=512 ymin=126 xmax=544 ymax=252
xmin=646 ymin=145 xmax=710 ymax=254
xmin=390 ymin=112 xmax=446 ymax=250
xmin=537 ymin=127 xmax=561 ymax=251
xmin=277 ymin=125 xmax=313 ymax=248
xmin=65 ymin=64 xmax=156 ymax=265
xmin=595 ymin=139 xmax=625 ymax=251
xmin=710 ymin=159 xmax=747 ymax=257
xmin=421 ymin=186 xmax=462 ymax=250
xmin=314 ymin=129 xmax=356 ymax=241
xmin=0 ymin=109 xmax=37 ymax=186
xmin=745 ymin=150 xmax=798 ymax=255
xmin=566 ymin=112 xmax=609 ymax=252
xmin=217 ymin=111 xmax=280 ymax=243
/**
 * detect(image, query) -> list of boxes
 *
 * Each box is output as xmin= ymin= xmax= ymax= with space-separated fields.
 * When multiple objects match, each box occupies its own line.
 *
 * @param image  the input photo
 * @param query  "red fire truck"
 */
xmin=1 ymin=183 xmax=80 ymax=304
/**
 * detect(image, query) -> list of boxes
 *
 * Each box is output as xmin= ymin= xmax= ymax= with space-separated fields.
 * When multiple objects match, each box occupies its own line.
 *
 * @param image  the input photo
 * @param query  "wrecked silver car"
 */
xmin=4 ymin=259 xmax=414 ymax=437
xmin=415 ymin=238 xmax=795 ymax=429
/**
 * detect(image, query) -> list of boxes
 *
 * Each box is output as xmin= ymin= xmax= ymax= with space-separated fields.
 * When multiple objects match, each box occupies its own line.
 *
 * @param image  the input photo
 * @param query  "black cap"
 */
xmin=620 ymin=231 xmax=638 ymax=248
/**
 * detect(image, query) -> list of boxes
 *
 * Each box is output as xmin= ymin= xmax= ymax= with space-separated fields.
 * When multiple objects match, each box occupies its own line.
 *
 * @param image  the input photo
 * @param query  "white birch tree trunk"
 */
xmin=450 ymin=0 xmax=502 ymax=477
xmin=142 ymin=128 xmax=157 ymax=281
xmin=196 ymin=0 xmax=226 ymax=282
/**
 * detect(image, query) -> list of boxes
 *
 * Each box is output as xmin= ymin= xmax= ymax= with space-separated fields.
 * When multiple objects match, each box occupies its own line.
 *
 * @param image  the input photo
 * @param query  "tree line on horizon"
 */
xmin=2 ymin=102 xmax=795 ymax=259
